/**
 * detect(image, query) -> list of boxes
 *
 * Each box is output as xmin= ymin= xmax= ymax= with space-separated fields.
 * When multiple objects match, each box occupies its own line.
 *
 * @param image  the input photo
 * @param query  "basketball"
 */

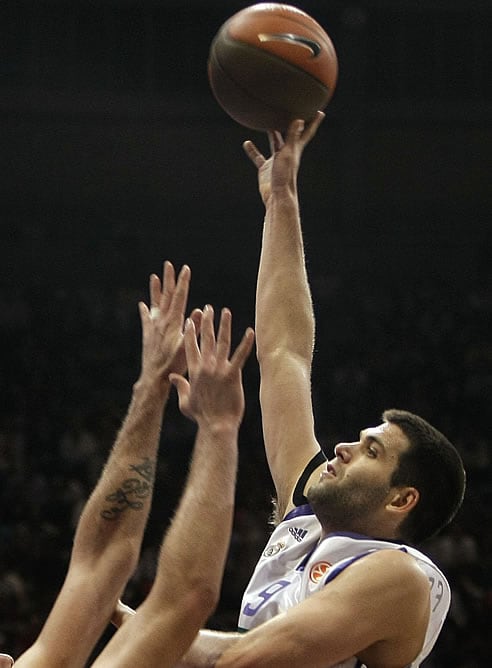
xmin=207 ymin=3 xmax=338 ymax=132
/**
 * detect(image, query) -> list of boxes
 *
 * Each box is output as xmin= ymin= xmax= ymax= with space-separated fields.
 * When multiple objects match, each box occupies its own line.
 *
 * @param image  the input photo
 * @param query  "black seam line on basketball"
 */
xmin=213 ymin=41 xmax=330 ymax=92
xmin=257 ymin=33 xmax=321 ymax=58
xmin=210 ymin=51 xmax=329 ymax=127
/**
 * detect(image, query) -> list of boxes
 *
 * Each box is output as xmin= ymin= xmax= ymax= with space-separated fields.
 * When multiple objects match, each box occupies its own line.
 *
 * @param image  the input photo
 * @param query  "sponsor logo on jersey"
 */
xmin=289 ymin=526 xmax=308 ymax=542
xmin=263 ymin=542 xmax=286 ymax=557
xmin=309 ymin=561 xmax=331 ymax=583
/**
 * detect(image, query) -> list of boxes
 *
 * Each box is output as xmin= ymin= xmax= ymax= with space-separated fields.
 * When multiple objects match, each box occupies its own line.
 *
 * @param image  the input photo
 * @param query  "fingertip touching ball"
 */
xmin=208 ymin=3 xmax=338 ymax=132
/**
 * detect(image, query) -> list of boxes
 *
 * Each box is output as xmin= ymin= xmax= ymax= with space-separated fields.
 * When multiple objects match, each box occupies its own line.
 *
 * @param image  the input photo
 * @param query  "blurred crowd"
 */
xmin=0 ymin=263 xmax=490 ymax=666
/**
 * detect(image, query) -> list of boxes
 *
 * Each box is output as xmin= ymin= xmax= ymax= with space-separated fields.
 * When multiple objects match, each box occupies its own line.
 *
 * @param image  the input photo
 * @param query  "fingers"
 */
xmin=215 ymin=308 xmax=232 ymax=362
xmin=150 ymin=260 xmax=176 ymax=311
xmin=138 ymin=300 xmax=149 ymax=320
xmin=243 ymin=140 xmax=265 ymax=168
xmin=243 ymin=110 xmax=324 ymax=173
xmin=166 ymin=264 xmax=191 ymax=326
xmin=169 ymin=370 xmax=192 ymax=420
xmin=150 ymin=272 xmax=162 ymax=309
xmin=199 ymin=304 xmax=216 ymax=359
xmin=159 ymin=259 xmax=176 ymax=313
xmin=199 ymin=307 xmax=252 ymax=370
xmin=287 ymin=118 xmax=305 ymax=142
xmin=182 ymin=305 xmax=252 ymax=372
xmin=245 ymin=131 xmax=283 ymax=163
xmin=189 ymin=307 xmax=203 ymax=336
xmin=148 ymin=262 xmax=190 ymax=323
xmin=285 ymin=111 xmax=325 ymax=146
xmin=230 ymin=327 xmax=255 ymax=370
xmin=169 ymin=371 xmax=190 ymax=398
xmin=205 ymin=306 xmax=254 ymax=372
xmin=182 ymin=317 xmax=201 ymax=371
xmin=302 ymin=110 xmax=325 ymax=143
xmin=269 ymin=130 xmax=284 ymax=153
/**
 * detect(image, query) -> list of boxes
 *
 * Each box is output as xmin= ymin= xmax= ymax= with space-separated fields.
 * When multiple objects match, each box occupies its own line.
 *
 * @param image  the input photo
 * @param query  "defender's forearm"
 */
xmin=72 ymin=379 xmax=170 ymax=568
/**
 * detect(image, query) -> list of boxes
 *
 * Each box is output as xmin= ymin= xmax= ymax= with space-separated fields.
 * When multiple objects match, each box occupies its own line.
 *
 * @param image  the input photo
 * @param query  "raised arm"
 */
xmin=244 ymin=113 xmax=326 ymax=516
xmin=15 ymin=262 xmax=197 ymax=668
xmin=92 ymin=306 xmax=254 ymax=668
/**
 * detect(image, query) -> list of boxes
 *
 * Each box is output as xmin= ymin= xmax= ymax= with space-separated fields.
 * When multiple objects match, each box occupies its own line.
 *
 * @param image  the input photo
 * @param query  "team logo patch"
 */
xmin=263 ymin=542 xmax=286 ymax=557
xmin=309 ymin=561 xmax=331 ymax=583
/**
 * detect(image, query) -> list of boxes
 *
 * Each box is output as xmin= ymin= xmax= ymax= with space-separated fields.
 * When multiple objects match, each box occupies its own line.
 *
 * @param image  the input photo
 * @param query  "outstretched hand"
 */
xmin=170 ymin=305 xmax=254 ymax=429
xmin=138 ymin=261 xmax=202 ymax=390
xmin=242 ymin=111 xmax=325 ymax=206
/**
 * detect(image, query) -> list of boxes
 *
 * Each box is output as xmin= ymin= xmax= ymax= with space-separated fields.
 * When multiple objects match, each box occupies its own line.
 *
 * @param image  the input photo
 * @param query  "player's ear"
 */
xmin=387 ymin=487 xmax=419 ymax=514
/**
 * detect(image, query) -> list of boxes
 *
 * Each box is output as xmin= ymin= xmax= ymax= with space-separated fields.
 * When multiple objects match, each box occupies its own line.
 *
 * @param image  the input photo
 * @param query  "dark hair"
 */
xmin=383 ymin=408 xmax=466 ymax=545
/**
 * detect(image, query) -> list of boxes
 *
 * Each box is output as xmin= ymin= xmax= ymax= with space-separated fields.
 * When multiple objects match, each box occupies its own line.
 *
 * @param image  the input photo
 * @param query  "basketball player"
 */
xmin=171 ymin=115 xmax=466 ymax=667
xmin=5 ymin=263 xmax=254 ymax=667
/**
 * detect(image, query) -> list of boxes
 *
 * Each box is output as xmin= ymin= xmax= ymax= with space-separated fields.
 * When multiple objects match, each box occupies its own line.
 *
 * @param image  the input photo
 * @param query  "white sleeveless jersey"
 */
xmin=238 ymin=504 xmax=450 ymax=668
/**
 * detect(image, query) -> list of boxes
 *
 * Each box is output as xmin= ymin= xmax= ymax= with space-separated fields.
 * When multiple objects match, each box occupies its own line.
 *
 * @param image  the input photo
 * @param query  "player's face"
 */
xmin=307 ymin=422 xmax=410 ymax=534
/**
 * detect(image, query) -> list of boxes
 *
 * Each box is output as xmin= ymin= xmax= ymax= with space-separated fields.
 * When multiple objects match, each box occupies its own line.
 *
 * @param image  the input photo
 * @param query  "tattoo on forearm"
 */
xmin=101 ymin=457 xmax=156 ymax=520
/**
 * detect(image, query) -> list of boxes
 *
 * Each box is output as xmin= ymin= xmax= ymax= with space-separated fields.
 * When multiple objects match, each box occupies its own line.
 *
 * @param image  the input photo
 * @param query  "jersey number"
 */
xmin=242 ymin=580 xmax=291 ymax=617
xmin=429 ymin=577 xmax=444 ymax=612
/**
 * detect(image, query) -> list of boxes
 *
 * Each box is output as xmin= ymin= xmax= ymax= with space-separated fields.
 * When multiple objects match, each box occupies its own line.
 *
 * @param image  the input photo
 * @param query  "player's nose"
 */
xmin=334 ymin=442 xmax=356 ymax=463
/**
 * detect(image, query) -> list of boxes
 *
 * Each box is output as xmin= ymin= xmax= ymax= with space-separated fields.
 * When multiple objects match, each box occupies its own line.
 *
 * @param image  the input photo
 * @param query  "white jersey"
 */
xmin=238 ymin=504 xmax=450 ymax=668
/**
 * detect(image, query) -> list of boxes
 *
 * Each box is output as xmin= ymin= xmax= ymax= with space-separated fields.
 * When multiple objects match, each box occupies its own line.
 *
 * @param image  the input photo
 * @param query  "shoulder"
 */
xmin=342 ymin=549 xmax=433 ymax=666
xmin=324 ymin=548 xmax=431 ymax=647
xmin=334 ymin=547 xmax=431 ymax=608
xmin=357 ymin=547 xmax=430 ymax=581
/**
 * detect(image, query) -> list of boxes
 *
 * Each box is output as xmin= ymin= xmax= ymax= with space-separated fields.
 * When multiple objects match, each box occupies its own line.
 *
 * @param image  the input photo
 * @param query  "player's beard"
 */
xmin=306 ymin=477 xmax=391 ymax=535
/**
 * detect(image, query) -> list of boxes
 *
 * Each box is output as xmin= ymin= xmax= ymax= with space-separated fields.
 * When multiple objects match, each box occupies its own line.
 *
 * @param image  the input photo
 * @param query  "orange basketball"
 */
xmin=208 ymin=3 xmax=338 ymax=131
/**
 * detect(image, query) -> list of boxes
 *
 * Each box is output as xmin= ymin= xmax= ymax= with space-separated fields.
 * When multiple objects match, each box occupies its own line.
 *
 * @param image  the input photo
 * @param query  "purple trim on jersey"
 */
xmin=324 ymin=530 xmax=407 ymax=545
xmin=283 ymin=503 xmax=315 ymax=522
xmin=324 ymin=550 xmax=375 ymax=584
xmin=296 ymin=543 xmax=319 ymax=572
xmin=326 ymin=530 xmax=377 ymax=540
xmin=324 ymin=546 xmax=409 ymax=584
xmin=282 ymin=509 xmax=408 ymax=551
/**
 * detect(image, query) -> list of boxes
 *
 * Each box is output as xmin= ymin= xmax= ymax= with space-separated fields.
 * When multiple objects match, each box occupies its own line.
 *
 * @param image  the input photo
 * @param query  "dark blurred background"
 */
xmin=0 ymin=1 xmax=491 ymax=665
